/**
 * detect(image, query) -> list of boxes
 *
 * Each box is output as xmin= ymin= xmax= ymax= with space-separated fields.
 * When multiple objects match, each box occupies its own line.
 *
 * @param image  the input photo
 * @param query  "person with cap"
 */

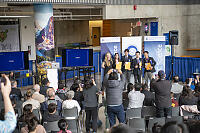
xmin=152 ymin=70 xmax=172 ymax=118
xmin=142 ymin=51 xmax=156 ymax=85
xmin=62 ymin=90 xmax=81 ymax=114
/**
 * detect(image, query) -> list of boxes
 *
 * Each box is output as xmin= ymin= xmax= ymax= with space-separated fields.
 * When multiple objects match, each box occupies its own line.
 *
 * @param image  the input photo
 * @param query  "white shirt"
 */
xmin=22 ymin=98 xmax=40 ymax=109
xmin=62 ymin=99 xmax=81 ymax=114
xmin=128 ymin=90 xmax=145 ymax=108
xmin=171 ymin=83 xmax=183 ymax=94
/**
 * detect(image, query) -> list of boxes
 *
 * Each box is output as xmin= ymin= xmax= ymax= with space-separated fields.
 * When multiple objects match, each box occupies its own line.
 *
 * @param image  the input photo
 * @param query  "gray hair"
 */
xmin=66 ymin=90 xmax=74 ymax=99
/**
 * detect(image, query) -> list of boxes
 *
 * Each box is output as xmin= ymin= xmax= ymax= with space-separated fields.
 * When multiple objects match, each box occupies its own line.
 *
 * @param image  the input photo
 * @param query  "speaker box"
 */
xmin=169 ymin=30 xmax=178 ymax=45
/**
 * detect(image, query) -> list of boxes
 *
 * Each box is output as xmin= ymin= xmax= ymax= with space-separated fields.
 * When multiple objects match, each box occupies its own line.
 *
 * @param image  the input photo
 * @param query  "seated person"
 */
xmin=41 ymin=88 xmax=62 ymax=115
xmin=58 ymin=119 xmax=72 ymax=133
xmin=128 ymin=83 xmax=145 ymax=108
xmin=32 ymin=84 xmax=45 ymax=103
xmin=62 ymin=90 xmax=81 ymax=114
xmin=21 ymin=113 xmax=46 ymax=133
xmin=43 ymin=103 xmax=62 ymax=122
xmin=22 ymin=90 xmax=40 ymax=110
xmin=10 ymin=80 xmax=23 ymax=100
xmin=141 ymin=84 xmax=155 ymax=106
xmin=70 ymin=83 xmax=84 ymax=109
xmin=18 ymin=104 xmax=33 ymax=128
xmin=179 ymin=86 xmax=198 ymax=106
xmin=171 ymin=76 xmax=183 ymax=94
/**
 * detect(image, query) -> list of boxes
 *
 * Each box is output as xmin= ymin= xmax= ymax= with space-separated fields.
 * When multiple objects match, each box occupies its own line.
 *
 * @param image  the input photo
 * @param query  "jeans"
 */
xmin=85 ymin=107 xmax=98 ymax=132
xmin=144 ymin=72 xmax=153 ymax=85
xmin=107 ymin=104 xmax=125 ymax=127
xmin=156 ymin=106 xmax=172 ymax=118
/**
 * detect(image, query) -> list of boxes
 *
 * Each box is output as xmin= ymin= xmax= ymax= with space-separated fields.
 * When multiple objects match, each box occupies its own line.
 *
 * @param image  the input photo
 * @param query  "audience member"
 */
xmin=41 ymin=88 xmax=62 ymax=115
xmin=40 ymin=78 xmax=50 ymax=96
xmin=161 ymin=121 xmax=189 ymax=133
xmin=21 ymin=113 xmax=46 ymax=133
xmin=152 ymin=70 xmax=172 ymax=118
xmin=46 ymin=87 xmax=62 ymax=102
xmin=0 ymin=75 xmax=17 ymax=132
xmin=171 ymin=75 xmax=183 ymax=94
xmin=128 ymin=83 xmax=145 ymax=108
xmin=10 ymin=80 xmax=23 ymax=100
xmin=83 ymin=76 xmax=99 ymax=133
xmin=171 ymin=92 xmax=179 ymax=107
xmin=179 ymin=86 xmax=198 ymax=106
xmin=62 ymin=90 xmax=81 ymax=114
xmin=152 ymin=123 xmax=162 ymax=133
xmin=141 ymin=84 xmax=155 ymax=106
xmin=23 ymin=89 xmax=40 ymax=110
xmin=43 ymin=103 xmax=62 ymax=122
xmin=18 ymin=104 xmax=33 ymax=128
xmin=122 ymin=83 xmax=133 ymax=110
xmin=32 ymin=84 xmax=45 ymax=103
xmin=193 ymin=84 xmax=200 ymax=97
xmin=110 ymin=123 xmax=135 ymax=133
xmin=70 ymin=83 xmax=84 ymax=109
xmin=57 ymin=119 xmax=72 ymax=133
xmin=103 ymin=69 xmax=125 ymax=127
xmin=186 ymin=119 xmax=200 ymax=133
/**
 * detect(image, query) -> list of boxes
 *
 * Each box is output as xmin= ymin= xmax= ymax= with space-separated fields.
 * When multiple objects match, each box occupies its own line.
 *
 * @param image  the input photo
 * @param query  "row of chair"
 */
xmin=128 ymin=116 xmax=184 ymax=133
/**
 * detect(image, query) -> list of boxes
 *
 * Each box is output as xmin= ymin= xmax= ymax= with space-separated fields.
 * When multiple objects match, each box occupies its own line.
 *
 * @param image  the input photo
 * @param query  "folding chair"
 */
xmin=128 ymin=118 xmax=146 ymax=132
xmin=62 ymin=107 xmax=80 ymax=133
xmin=148 ymin=117 xmax=165 ymax=133
xmin=166 ymin=116 xmax=183 ymax=124
xmin=126 ymin=107 xmax=142 ymax=120
xmin=43 ymin=121 xmax=60 ymax=133
xmin=141 ymin=106 xmax=156 ymax=119
xmin=172 ymin=106 xmax=180 ymax=116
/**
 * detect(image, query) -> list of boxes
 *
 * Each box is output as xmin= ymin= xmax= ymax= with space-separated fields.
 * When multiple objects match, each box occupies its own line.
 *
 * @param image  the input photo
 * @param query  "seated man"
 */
xmin=10 ymin=80 xmax=23 ymax=100
xmin=41 ymin=88 xmax=62 ymax=115
xmin=128 ymin=83 xmax=145 ymax=108
xmin=171 ymin=76 xmax=183 ymax=94
xmin=32 ymin=84 xmax=45 ymax=103
xmin=141 ymin=84 xmax=155 ymax=106
xmin=62 ymin=90 xmax=81 ymax=114
xmin=42 ymin=103 xmax=62 ymax=122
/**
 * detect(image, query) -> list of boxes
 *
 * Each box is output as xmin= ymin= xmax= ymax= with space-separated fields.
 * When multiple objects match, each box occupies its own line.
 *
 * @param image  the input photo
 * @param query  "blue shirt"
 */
xmin=0 ymin=111 xmax=17 ymax=133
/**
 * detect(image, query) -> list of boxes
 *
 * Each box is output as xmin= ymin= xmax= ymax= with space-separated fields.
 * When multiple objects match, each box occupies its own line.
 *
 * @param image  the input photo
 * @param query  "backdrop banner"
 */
xmin=144 ymin=36 xmax=166 ymax=74
xmin=100 ymin=37 xmax=121 ymax=81
xmin=0 ymin=24 xmax=20 ymax=52
xmin=122 ymin=36 xmax=142 ymax=58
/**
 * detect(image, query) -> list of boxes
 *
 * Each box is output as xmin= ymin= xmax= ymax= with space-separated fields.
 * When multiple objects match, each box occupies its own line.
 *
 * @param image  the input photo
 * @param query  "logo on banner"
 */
xmin=128 ymin=45 xmax=137 ymax=57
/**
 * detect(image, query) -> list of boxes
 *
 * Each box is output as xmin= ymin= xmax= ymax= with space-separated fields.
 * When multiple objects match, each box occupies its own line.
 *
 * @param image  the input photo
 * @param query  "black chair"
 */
xmin=62 ymin=107 xmax=80 ymax=133
xmin=172 ymin=106 xmax=180 ymax=116
xmin=129 ymin=118 xmax=146 ymax=132
xmin=166 ymin=116 xmax=183 ymax=124
xmin=141 ymin=106 xmax=156 ymax=119
xmin=43 ymin=121 xmax=60 ymax=133
xmin=148 ymin=117 xmax=165 ymax=133
xmin=32 ymin=109 xmax=40 ymax=121
xmin=126 ymin=107 xmax=142 ymax=120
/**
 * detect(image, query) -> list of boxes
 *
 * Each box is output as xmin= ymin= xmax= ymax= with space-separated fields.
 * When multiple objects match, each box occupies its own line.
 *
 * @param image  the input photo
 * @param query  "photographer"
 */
xmin=0 ymin=75 xmax=17 ymax=132
xmin=103 ymin=69 xmax=125 ymax=127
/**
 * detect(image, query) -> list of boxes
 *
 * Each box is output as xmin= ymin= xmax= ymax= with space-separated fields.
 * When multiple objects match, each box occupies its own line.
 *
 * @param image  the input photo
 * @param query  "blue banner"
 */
xmin=100 ymin=37 xmax=121 ymax=80
xmin=144 ymin=36 xmax=166 ymax=74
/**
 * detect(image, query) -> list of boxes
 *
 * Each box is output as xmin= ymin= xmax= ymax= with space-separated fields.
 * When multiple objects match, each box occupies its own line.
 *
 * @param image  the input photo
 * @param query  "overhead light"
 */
xmin=0 ymin=16 xmax=31 ymax=18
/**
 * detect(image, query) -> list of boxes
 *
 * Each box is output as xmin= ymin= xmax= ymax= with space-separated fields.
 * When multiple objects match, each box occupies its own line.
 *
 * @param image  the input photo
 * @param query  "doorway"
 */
xmin=92 ymin=27 xmax=100 ymax=46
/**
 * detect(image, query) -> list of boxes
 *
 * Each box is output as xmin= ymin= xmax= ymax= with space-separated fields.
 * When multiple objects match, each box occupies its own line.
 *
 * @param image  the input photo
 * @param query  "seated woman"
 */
xmin=62 ymin=90 xmax=81 ymax=114
xmin=21 ymin=113 xmax=46 ymax=133
xmin=18 ymin=104 xmax=33 ymax=128
xmin=57 ymin=119 xmax=72 ymax=133
xmin=179 ymin=86 xmax=198 ymax=106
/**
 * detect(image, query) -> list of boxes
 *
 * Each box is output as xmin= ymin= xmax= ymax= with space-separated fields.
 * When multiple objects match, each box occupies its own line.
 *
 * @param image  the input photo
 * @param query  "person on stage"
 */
xmin=102 ymin=52 xmax=113 ymax=77
xmin=142 ymin=51 xmax=156 ymax=85
xmin=112 ymin=53 xmax=120 ymax=69
xmin=132 ymin=51 xmax=142 ymax=84
xmin=121 ymin=49 xmax=132 ymax=89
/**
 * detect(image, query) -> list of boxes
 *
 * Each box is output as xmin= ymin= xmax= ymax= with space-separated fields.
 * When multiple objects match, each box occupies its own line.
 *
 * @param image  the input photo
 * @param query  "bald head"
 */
xmin=33 ymin=84 xmax=40 ymax=92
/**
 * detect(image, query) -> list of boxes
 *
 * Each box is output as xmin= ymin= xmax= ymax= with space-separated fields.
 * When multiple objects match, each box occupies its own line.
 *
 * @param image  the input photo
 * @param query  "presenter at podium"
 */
xmin=132 ymin=51 xmax=142 ymax=84
xmin=142 ymin=51 xmax=156 ymax=85
xmin=121 ymin=49 xmax=132 ymax=90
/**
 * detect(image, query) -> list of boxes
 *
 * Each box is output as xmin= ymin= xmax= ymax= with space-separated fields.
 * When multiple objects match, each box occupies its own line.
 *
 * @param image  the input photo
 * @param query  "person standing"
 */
xmin=103 ymin=69 xmax=125 ymax=127
xmin=121 ymin=49 xmax=132 ymax=89
xmin=132 ymin=51 xmax=142 ymax=84
xmin=142 ymin=51 xmax=156 ymax=85
xmin=152 ymin=70 xmax=172 ymax=118
xmin=102 ymin=52 xmax=113 ymax=77
xmin=112 ymin=53 xmax=121 ymax=69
